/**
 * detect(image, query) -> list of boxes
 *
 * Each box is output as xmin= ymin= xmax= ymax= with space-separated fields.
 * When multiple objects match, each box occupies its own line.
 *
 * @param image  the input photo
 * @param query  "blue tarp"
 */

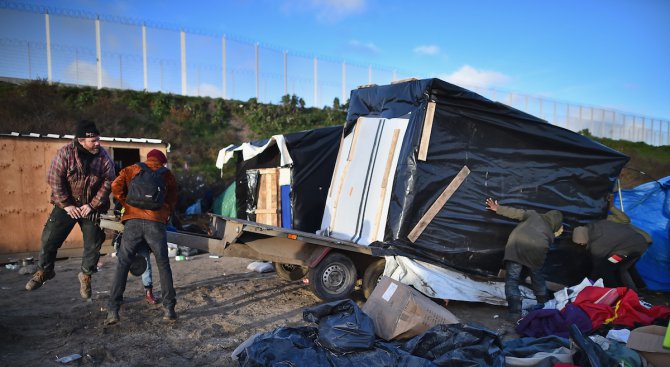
xmin=615 ymin=176 xmax=670 ymax=291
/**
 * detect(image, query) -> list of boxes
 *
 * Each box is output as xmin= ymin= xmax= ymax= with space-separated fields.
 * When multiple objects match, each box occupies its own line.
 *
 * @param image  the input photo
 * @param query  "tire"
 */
xmin=307 ymin=252 xmax=357 ymax=301
xmin=362 ymin=258 xmax=386 ymax=299
xmin=273 ymin=262 xmax=308 ymax=281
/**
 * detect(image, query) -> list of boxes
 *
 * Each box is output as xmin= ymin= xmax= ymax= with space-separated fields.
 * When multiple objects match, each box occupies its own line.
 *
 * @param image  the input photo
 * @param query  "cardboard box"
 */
xmin=626 ymin=325 xmax=670 ymax=367
xmin=362 ymin=276 xmax=459 ymax=340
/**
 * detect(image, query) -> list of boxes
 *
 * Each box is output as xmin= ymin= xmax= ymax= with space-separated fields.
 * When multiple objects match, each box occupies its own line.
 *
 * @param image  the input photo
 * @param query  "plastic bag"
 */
xmin=303 ymin=299 xmax=375 ymax=353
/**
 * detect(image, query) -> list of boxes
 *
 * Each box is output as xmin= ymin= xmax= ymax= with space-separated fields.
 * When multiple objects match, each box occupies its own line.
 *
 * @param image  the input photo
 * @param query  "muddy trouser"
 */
xmin=505 ymin=260 xmax=547 ymax=312
xmin=108 ymin=219 xmax=176 ymax=311
xmin=38 ymin=205 xmax=105 ymax=276
xmin=591 ymin=254 xmax=641 ymax=289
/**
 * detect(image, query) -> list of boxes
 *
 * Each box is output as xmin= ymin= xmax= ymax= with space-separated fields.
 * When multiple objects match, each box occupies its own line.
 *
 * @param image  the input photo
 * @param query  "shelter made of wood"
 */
xmin=0 ymin=133 xmax=167 ymax=262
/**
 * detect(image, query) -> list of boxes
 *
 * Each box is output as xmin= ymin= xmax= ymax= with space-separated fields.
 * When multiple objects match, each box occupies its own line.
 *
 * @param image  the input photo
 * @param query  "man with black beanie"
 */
xmin=26 ymin=120 xmax=116 ymax=300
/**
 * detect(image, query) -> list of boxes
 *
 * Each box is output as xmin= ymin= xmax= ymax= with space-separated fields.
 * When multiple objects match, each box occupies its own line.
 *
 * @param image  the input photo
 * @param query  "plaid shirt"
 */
xmin=47 ymin=140 xmax=116 ymax=212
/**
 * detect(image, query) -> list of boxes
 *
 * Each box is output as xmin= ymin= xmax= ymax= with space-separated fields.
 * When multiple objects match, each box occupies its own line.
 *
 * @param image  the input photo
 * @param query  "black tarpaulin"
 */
xmin=234 ymin=126 xmax=341 ymax=233
xmin=347 ymin=78 xmax=629 ymax=285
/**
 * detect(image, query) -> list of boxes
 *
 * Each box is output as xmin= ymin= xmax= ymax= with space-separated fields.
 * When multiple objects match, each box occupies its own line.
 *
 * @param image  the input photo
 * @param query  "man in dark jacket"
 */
xmin=26 ymin=120 xmax=116 ymax=299
xmin=572 ymin=220 xmax=649 ymax=289
xmin=106 ymin=149 xmax=178 ymax=324
xmin=486 ymin=198 xmax=564 ymax=320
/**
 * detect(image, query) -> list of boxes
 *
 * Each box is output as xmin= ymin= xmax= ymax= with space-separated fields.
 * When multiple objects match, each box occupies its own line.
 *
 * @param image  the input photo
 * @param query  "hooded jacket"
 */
xmin=111 ymin=157 xmax=177 ymax=224
xmin=496 ymin=205 xmax=563 ymax=270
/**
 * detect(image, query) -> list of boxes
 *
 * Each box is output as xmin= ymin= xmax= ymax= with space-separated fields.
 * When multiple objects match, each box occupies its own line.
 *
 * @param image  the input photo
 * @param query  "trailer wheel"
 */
xmin=362 ymin=258 xmax=386 ymax=299
xmin=307 ymin=252 xmax=356 ymax=301
xmin=273 ymin=262 xmax=308 ymax=281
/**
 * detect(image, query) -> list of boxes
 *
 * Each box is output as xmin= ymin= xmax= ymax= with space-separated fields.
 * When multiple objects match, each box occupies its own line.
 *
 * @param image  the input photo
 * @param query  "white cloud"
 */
xmin=64 ymin=60 xmax=117 ymax=87
xmin=413 ymin=45 xmax=440 ymax=56
xmin=348 ymin=39 xmax=380 ymax=55
xmin=440 ymin=65 xmax=511 ymax=88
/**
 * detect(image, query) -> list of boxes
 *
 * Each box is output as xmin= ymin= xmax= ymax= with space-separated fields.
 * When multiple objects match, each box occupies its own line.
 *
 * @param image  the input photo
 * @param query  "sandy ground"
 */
xmin=1 ymin=252 xmax=668 ymax=366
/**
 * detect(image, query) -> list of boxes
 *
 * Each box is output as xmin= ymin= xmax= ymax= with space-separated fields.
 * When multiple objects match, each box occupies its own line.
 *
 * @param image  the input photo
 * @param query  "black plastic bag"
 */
xmin=303 ymin=299 xmax=376 ymax=353
xmin=402 ymin=323 xmax=505 ymax=367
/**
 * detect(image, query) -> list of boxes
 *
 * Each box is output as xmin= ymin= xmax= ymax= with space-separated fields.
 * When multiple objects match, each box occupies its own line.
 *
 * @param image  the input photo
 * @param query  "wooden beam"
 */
xmin=418 ymin=101 xmax=436 ymax=161
xmin=371 ymin=129 xmax=400 ymax=240
xmin=407 ymin=165 xmax=470 ymax=242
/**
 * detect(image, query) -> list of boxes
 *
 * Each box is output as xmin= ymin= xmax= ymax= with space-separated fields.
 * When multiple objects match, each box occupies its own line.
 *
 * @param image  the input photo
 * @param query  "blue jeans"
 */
xmin=108 ymin=219 xmax=175 ymax=311
xmin=38 ymin=205 xmax=105 ymax=275
xmin=505 ymin=260 xmax=547 ymax=311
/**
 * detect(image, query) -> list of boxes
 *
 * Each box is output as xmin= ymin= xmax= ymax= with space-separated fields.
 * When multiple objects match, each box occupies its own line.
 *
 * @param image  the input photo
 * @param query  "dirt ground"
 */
xmin=1 ymin=252 xmax=668 ymax=367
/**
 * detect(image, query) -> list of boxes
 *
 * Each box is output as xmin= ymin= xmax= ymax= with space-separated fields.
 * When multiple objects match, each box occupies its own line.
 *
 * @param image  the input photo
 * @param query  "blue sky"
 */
xmin=3 ymin=0 xmax=670 ymax=120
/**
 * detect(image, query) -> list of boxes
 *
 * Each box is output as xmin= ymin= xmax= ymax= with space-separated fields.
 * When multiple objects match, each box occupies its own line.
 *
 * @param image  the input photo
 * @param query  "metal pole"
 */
xmin=313 ymin=57 xmax=318 ymax=107
xmin=255 ymin=43 xmax=259 ymax=100
xmin=180 ymin=31 xmax=187 ymax=95
xmin=45 ymin=12 xmax=52 ymax=84
xmin=119 ymin=55 xmax=123 ymax=88
xmin=75 ymin=49 xmax=79 ymax=83
xmin=27 ymin=42 xmax=32 ymax=78
xmin=368 ymin=65 xmax=372 ymax=84
xmin=342 ymin=61 xmax=346 ymax=103
xmin=283 ymin=50 xmax=287 ymax=97
xmin=222 ymin=35 xmax=226 ymax=99
xmin=142 ymin=24 xmax=148 ymax=91
xmin=392 ymin=69 xmax=397 ymax=82
xmin=96 ymin=17 xmax=102 ymax=89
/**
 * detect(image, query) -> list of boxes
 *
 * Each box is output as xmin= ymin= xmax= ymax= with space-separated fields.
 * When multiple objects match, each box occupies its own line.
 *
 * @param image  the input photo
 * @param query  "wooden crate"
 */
xmin=255 ymin=168 xmax=281 ymax=226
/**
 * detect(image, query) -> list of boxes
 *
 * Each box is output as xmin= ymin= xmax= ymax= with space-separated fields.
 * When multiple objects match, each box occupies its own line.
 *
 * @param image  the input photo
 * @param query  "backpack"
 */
xmin=126 ymin=162 xmax=169 ymax=210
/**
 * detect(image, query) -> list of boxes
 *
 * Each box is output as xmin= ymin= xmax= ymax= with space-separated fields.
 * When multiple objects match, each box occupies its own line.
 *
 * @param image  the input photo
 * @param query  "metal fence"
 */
xmin=1 ymin=2 xmax=668 ymax=146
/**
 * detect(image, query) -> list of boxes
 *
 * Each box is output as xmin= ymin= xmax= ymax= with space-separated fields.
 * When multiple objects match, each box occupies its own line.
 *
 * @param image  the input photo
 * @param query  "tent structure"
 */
xmin=320 ymin=78 xmax=629 ymax=286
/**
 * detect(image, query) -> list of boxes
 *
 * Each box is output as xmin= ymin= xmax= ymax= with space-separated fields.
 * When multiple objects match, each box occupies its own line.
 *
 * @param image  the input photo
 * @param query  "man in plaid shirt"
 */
xmin=26 ymin=120 xmax=116 ymax=299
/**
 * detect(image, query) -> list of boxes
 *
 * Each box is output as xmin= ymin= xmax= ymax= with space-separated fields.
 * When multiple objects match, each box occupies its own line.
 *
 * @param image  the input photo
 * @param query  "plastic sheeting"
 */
xmin=237 ymin=299 xmax=505 ymax=367
xmin=614 ymin=176 xmax=670 ymax=291
xmin=345 ymin=78 xmax=628 ymax=285
xmin=230 ymin=126 xmax=341 ymax=232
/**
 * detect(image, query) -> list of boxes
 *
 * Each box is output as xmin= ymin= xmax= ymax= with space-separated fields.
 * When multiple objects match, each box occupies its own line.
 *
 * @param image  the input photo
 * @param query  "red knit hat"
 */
xmin=147 ymin=149 xmax=167 ymax=164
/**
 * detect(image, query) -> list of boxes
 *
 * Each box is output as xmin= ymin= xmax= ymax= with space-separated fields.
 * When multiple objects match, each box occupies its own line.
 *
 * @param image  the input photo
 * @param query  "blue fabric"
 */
xmin=615 ymin=176 xmax=670 ymax=291
xmin=515 ymin=303 xmax=592 ymax=338
xmin=281 ymin=185 xmax=292 ymax=229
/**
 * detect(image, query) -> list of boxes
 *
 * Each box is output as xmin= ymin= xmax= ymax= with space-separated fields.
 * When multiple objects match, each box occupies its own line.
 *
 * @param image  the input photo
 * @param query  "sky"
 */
xmin=1 ymin=0 xmax=669 ymax=121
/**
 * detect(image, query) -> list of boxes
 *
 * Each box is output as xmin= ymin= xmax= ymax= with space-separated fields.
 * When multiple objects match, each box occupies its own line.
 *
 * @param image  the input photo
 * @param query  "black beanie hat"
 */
xmin=75 ymin=120 xmax=100 ymax=138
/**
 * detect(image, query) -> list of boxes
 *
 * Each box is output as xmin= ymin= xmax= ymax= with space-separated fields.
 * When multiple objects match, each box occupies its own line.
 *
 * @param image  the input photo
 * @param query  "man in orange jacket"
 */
xmin=105 ymin=149 xmax=178 ymax=325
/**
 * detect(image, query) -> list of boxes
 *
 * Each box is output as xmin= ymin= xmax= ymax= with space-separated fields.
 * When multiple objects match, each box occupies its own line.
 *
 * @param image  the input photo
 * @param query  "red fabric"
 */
xmin=573 ymin=286 xmax=670 ymax=329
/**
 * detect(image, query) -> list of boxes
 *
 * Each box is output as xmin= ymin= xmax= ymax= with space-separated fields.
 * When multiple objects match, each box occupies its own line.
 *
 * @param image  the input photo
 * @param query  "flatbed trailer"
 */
xmin=100 ymin=214 xmax=385 ymax=301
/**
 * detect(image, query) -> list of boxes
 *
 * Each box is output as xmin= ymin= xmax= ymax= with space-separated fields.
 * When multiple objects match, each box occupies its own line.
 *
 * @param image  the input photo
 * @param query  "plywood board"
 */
xmin=256 ymin=168 xmax=281 ymax=226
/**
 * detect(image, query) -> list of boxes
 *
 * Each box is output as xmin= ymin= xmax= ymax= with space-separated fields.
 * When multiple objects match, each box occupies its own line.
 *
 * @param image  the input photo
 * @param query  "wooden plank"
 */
xmin=371 ymin=129 xmax=400 ymax=240
xmin=407 ymin=165 xmax=470 ymax=243
xmin=418 ymin=101 xmax=436 ymax=161
xmin=256 ymin=168 xmax=280 ymax=226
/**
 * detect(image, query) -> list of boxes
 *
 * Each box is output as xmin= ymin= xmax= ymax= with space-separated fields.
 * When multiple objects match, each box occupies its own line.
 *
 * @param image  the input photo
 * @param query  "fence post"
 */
xmin=283 ymin=50 xmax=287 ymax=97
xmin=142 ymin=24 xmax=148 ymax=91
xmin=96 ymin=17 xmax=102 ymax=89
xmin=222 ymin=35 xmax=226 ymax=99
xmin=180 ymin=30 xmax=187 ymax=95
xmin=313 ymin=57 xmax=318 ymax=107
xmin=45 ymin=12 xmax=52 ymax=84
xmin=368 ymin=64 xmax=372 ymax=84
xmin=341 ymin=61 xmax=346 ymax=102
xmin=255 ymin=42 xmax=259 ymax=100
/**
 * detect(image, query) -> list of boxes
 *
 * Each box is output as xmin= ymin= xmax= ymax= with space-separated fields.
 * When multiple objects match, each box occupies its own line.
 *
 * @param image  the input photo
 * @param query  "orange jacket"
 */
xmin=111 ymin=157 xmax=178 ymax=224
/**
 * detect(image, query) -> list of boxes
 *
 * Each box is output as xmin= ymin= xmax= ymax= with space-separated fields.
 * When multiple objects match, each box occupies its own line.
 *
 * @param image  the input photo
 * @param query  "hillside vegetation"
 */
xmin=1 ymin=80 xmax=667 ymax=208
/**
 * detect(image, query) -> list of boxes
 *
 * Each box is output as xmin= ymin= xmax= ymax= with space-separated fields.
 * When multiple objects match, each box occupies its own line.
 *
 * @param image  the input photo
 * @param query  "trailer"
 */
xmin=100 ymin=214 xmax=385 ymax=301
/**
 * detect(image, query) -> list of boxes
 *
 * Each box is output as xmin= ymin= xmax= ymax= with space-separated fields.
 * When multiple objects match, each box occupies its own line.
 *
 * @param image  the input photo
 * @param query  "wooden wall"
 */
xmin=0 ymin=136 xmax=167 ymax=257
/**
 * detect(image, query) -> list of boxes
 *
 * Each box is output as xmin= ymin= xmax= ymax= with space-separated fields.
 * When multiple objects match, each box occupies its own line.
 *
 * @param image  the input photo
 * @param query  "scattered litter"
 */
xmin=246 ymin=261 xmax=274 ymax=273
xmin=175 ymin=256 xmax=189 ymax=261
xmin=19 ymin=264 xmax=38 ymax=275
xmin=209 ymin=255 xmax=221 ymax=259
xmin=4 ymin=264 xmax=19 ymax=270
xmin=95 ymin=290 xmax=109 ymax=294
xmin=56 ymin=354 xmax=82 ymax=363
xmin=493 ymin=314 xmax=499 ymax=319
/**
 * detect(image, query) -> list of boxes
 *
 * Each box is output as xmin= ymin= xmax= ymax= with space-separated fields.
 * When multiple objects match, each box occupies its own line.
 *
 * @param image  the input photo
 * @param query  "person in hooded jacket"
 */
xmin=486 ymin=198 xmax=564 ymax=321
xmin=105 ymin=149 xmax=178 ymax=325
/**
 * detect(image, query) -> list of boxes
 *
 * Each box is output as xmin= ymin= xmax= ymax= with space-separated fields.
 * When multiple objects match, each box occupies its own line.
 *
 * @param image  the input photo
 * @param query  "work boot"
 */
xmin=104 ymin=310 xmax=120 ymax=325
xmin=145 ymin=289 xmax=158 ymax=305
xmin=535 ymin=294 xmax=549 ymax=306
xmin=78 ymin=272 xmax=92 ymax=299
xmin=163 ymin=306 xmax=177 ymax=322
xmin=506 ymin=297 xmax=522 ymax=323
xmin=25 ymin=269 xmax=54 ymax=291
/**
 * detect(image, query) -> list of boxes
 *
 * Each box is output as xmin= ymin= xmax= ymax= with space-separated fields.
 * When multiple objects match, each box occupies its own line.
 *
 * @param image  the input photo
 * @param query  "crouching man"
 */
xmin=105 ymin=149 xmax=178 ymax=325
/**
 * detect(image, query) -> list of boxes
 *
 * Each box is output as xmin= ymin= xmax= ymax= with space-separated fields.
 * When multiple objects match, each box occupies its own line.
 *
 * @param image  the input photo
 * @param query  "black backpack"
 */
xmin=126 ymin=162 xmax=169 ymax=210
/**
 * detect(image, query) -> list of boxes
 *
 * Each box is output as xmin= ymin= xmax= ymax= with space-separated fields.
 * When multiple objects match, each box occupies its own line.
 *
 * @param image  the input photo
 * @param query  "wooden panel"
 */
xmin=408 ymin=165 xmax=471 ymax=243
xmin=371 ymin=129 xmax=400 ymax=239
xmin=255 ymin=168 xmax=280 ymax=226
